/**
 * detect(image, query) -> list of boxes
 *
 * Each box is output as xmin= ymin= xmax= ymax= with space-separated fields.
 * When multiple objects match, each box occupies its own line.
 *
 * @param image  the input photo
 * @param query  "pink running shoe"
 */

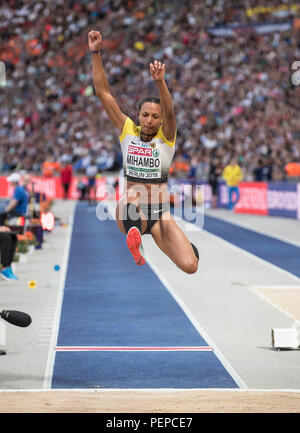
xmin=126 ymin=227 xmax=146 ymax=266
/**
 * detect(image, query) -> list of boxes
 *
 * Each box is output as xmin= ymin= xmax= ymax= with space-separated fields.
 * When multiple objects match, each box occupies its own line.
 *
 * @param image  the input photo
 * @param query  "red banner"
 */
xmin=0 ymin=176 xmax=119 ymax=201
xmin=235 ymin=182 xmax=268 ymax=215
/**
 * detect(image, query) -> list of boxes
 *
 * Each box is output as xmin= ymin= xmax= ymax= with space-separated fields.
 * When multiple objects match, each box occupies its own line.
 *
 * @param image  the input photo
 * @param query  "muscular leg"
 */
xmin=150 ymin=212 xmax=199 ymax=274
xmin=115 ymin=197 xmax=148 ymax=235
xmin=115 ymin=197 xmax=149 ymax=266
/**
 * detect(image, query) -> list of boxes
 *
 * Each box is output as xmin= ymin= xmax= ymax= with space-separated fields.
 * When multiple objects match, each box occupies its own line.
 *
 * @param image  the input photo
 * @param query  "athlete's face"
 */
xmin=138 ymin=102 xmax=163 ymax=137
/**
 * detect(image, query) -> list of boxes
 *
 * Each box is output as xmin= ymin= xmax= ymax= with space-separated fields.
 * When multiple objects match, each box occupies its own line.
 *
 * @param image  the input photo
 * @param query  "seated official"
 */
xmin=0 ymin=173 xmax=29 ymax=225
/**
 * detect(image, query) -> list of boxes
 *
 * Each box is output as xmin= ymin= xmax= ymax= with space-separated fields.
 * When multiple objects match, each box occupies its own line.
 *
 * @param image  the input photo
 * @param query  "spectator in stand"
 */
xmin=86 ymin=159 xmax=98 ymax=204
xmin=253 ymin=157 xmax=273 ymax=182
xmin=0 ymin=173 xmax=29 ymax=225
xmin=208 ymin=157 xmax=223 ymax=208
xmin=60 ymin=159 xmax=73 ymax=200
xmin=0 ymin=225 xmax=18 ymax=281
xmin=222 ymin=156 xmax=243 ymax=210
xmin=77 ymin=177 xmax=88 ymax=201
xmin=21 ymin=172 xmax=33 ymax=210
xmin=0 ymin=0 xmax=299 ymax=181
xmin=285 ymin=160 xmax=300 ymax=182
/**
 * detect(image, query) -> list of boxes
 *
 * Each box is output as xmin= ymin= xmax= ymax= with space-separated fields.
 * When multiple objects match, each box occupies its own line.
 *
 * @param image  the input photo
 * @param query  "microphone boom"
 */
xmin=0 ymin=310 xmax=32 ymax=327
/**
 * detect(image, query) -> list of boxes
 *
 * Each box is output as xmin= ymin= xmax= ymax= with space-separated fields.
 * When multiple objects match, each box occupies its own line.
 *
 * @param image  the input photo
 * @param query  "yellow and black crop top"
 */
xmin=119 ymin=117 xmax=176 ymax=183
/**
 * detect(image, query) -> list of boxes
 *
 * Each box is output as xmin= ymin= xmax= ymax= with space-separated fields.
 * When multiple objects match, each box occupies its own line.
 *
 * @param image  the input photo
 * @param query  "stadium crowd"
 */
xmin=0 ymin=0 xmax=300 ymax=183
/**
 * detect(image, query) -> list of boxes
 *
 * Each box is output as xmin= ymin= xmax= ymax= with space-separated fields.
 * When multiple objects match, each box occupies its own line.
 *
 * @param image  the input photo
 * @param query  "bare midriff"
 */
xmin=125 ymin=180 xmax=169 ymax=204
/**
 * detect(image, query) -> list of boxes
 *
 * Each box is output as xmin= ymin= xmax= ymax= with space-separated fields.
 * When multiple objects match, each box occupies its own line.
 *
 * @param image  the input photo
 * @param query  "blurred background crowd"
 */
xmin=0 ymin=0 xmax=300 ymax=184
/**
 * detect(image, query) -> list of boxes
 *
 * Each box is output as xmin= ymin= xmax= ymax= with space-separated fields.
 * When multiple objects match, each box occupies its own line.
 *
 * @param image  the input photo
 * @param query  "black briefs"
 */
xmin=139 ymin=202 xmax=170 ymax=234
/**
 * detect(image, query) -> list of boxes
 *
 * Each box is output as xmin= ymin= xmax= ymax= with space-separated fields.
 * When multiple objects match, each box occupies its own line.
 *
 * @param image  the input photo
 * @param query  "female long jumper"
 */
xmin=88 ymin=30 xmax=199 ymax=274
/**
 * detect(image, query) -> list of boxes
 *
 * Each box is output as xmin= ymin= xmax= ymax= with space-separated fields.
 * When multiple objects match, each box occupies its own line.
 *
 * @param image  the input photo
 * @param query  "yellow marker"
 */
xmin=28 ymin=280 xmax=37 ymax=290
xmin=134 ymin=41 xmax=145 ymax=51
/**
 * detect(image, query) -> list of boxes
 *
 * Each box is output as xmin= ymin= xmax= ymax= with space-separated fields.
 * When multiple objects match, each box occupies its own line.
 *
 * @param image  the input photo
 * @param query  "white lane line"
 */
xmin=232 ymin=283 xmax=300 ymax=319
xmin=55 ymin=346 xmax=213 ymax=352
xmin=1 ymin=388 xmax=300 ymax=393
xmin=200 ymin=228 xmax=300 ymax=283
xmin=43 ymin=201 xmax=76 ymax=389
xmin=232 ymin=283 xmax=300 ymax=290
xmin=249 ymin=288 xmax=298 ymax=321
xmin=205 ymin=211 xmax=300 ymax=248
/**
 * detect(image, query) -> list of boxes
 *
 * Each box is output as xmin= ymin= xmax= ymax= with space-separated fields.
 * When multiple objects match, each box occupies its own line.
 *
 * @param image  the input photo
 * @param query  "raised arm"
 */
xmin=150 ymin=60 xmax=176 ymax=142
xmin=88 ymin=30 xmax=127 ymax=133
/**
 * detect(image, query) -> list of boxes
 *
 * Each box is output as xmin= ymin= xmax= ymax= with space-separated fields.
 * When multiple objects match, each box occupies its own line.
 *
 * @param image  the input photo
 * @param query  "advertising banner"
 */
xmin=217 ymin=181 xmax=229 ymax=209
xmin=1 ymin=174 xmax=298 ymax=221
xmin=168 ymin=179 xmax=212 ymax=208
xmin=234 ymin=182 xmax=268 ymax=215
xmin=0 ymin=175 xmax=109 ymax=201
xmin=219 ymin=181 xmax=299 ymax=218
xmin=267 ymin=182 xmax=298 ymax=218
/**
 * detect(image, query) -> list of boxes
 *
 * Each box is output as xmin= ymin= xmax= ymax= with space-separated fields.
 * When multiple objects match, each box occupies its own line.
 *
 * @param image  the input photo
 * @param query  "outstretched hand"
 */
xmin=88 ymin=30 xmax=102 ymax=51
xmin=150 ymin=60 xmax=165 ymax=82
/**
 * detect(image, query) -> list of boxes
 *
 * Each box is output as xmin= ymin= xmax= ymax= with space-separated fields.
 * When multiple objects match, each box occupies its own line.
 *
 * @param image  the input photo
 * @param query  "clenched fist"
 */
xmin=88 ymin=30 xmax=102 ymax=52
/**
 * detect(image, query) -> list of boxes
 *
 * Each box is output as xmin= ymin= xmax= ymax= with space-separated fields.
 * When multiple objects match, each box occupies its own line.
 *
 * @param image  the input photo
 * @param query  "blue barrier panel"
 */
xmin=268 ymin=182 xmax=298 ymax=218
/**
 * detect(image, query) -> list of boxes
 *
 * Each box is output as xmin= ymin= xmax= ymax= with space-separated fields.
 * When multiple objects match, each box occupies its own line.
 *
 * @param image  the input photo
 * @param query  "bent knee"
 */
xmin=181 ymin=257 xmax=198 ymax=274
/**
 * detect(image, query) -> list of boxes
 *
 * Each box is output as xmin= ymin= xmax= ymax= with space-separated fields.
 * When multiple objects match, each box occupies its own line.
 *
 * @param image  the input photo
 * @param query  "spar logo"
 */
xmin=128 ymin=145 xmax=152 ymax=157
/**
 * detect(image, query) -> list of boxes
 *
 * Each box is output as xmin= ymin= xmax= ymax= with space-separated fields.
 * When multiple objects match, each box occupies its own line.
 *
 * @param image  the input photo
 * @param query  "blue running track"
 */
xmin=202 ymin=214 xmax=300 ymax=279
xmin=51 ymin=202 xmax=239 ymax=389
xmin=175 ymin=206 xmax=300 ymax=279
